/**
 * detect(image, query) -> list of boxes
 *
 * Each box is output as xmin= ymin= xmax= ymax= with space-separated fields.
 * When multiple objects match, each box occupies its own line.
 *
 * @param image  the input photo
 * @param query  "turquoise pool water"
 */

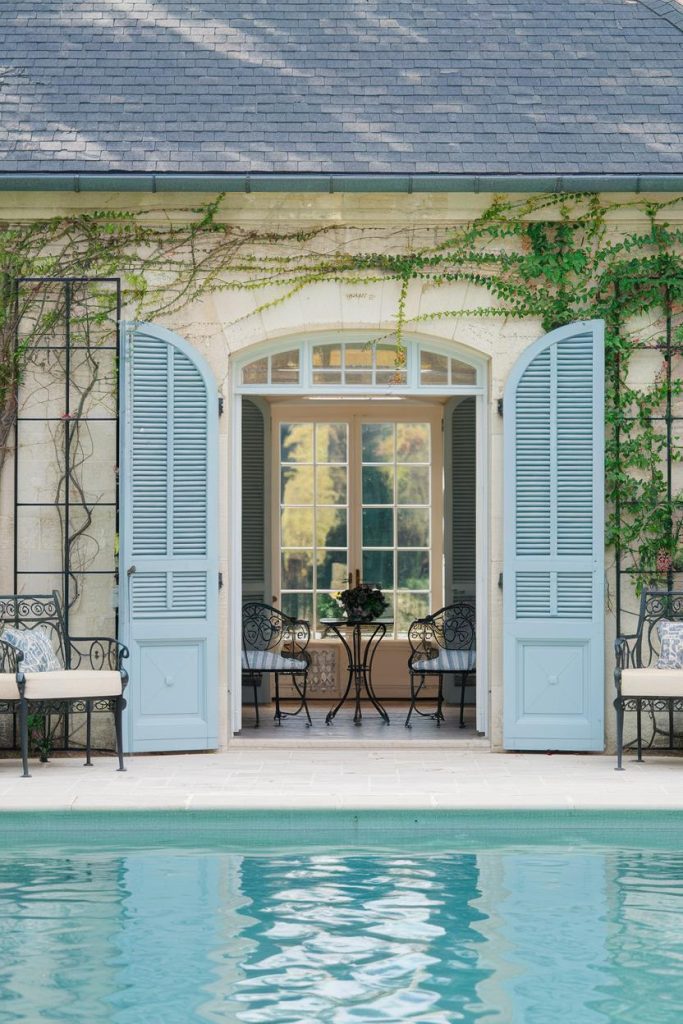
xmin=0 ymin=811 xmax=682 ymax=1023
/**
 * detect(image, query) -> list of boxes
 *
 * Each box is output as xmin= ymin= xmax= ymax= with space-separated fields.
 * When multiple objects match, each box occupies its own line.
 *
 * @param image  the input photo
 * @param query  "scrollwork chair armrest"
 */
xmin=282 ymin=618 xmax=311 ymax=662
xmin=407 ymin=616 xmax=430 ymax=655
xmin=614 ymin=634 xmax=637 ymax=672
xmin=68 ymin=636 xmax=130 ymax=672
xmin=408 ymin=615 xmax=439 ymax=664
xmin=288 ymin=614 xmax=313 ymax=647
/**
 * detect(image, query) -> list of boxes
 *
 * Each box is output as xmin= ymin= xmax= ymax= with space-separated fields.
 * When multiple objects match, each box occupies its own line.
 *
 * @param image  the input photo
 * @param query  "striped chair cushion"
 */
xmin=413 ymin=649 xmax=476 ymax=673
xmin=241 ymin=650 xmax=307 ymax=673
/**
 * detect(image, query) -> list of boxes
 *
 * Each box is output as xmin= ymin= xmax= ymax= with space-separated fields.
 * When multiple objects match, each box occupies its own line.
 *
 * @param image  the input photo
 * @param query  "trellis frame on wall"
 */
xmin=9 ymin=277 xmax=121 ymax=751
xmin=613 ymin=289 xmax=683 ymax=637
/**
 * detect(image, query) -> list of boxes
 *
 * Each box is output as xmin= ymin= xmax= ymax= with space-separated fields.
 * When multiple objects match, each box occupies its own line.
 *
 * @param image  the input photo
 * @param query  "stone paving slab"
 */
xmin=1 ymin=748 xmax=682 ymax=811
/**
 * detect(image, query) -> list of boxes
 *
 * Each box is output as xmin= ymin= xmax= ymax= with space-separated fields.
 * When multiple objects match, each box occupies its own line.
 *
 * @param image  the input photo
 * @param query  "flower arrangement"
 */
xmin=337 ymin=579 xmax=388 ymax=622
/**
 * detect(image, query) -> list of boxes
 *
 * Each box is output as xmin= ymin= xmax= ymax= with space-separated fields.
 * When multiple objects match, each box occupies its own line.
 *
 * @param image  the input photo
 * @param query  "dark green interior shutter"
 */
xmin=241 ymin=398 xmax=268 ymax=604
xmin=448 ymin=397 xmax=477 ymax=600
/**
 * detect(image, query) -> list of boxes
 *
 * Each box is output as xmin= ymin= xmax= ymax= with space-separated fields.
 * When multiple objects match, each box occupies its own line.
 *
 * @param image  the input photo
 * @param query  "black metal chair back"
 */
xmin=241 ymin=602 xmax=311 ymax=727
xmin=408 ymin=601 xmax=476 ymax=664
xmin=0 ymin=592 xmax=68 ymax=667
xmin=242 ymin=602 xmax=310 ymax=664
xmin=406 ymin=601 xmax=476 ymax=729
xmin=628 ymin=589 xmax=683 ymax=668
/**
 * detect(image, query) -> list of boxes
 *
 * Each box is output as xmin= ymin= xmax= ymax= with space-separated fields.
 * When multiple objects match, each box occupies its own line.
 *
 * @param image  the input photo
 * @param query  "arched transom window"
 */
xmin=235 ymin=333 xmax=482 ymax=394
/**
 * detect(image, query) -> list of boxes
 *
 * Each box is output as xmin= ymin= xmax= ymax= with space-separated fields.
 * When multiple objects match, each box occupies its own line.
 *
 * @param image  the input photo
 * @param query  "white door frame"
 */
xmin=228 ymin=391 xmax=244 ymax=736
xmin=475 ymin=391 xmax=489 ymax=735
xmin=228 ymin=334 xmax=490 ymax=738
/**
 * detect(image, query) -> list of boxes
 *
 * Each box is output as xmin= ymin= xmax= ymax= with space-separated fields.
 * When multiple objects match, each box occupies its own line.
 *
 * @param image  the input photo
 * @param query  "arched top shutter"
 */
xmin=120 ymin=323 xmax=218 ymax=752
xmin=503 ymin=321 xmax=604 ymax=751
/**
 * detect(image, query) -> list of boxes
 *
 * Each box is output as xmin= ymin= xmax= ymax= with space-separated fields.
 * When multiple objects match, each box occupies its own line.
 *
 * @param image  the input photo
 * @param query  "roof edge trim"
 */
xmin=0 ymin=172 xmax=683 ymax=194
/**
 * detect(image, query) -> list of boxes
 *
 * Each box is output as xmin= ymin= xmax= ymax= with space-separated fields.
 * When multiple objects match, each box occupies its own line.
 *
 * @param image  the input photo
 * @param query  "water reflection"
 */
xmin=473 ymin=852 xmax=611 ymax=1024
xmin=234 ymin=854 xmax=487 ymax=1023
xmin=0 ymin=846 xmax=681 ymax=1023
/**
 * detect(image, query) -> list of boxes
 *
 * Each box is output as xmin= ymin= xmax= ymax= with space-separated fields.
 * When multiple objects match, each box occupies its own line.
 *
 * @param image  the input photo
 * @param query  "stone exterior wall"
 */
xmin=1 ymin=190 xmax=681 ymax=753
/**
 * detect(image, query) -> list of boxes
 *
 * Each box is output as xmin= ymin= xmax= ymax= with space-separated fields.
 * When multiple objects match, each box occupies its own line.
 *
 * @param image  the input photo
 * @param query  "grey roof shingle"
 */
xmin=0 ymin=0 xmax=682 ymax=175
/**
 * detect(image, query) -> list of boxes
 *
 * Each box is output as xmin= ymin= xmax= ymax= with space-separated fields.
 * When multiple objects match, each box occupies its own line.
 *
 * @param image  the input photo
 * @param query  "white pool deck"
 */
xmin=1 ymin=745 xmax=682 ymax=812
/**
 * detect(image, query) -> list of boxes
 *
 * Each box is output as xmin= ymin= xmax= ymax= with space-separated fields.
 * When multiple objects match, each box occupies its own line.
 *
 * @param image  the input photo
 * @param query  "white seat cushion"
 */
xmin=620 ymin=669 xmax=683 ymax=698
xmin=241 ymin=650 xmax=307 ymax=673
xmin=0 ymin=673 xmax=19 ymax=701
xmin=413 ymin=649 xmax=476 ymax=673
xmin=24 ymin=671 xmax=123 ymax=700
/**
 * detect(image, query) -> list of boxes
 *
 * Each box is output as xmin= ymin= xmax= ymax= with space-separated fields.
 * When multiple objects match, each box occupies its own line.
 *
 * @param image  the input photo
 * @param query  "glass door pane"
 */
xmin=276 ymin=411 xmax=438 ymax=640
xmin=279 ymin=422 xmax=348 ymax=628
xmin=361 ymin=421 xmax=432 ymax=636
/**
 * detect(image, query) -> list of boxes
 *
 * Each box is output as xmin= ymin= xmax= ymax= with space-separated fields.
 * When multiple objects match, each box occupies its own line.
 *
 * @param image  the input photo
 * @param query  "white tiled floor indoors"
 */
xmin=235 ymin=700 xmax=483 ymax=743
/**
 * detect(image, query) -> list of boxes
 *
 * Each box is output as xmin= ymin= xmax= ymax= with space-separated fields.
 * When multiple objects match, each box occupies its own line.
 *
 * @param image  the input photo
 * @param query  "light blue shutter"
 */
xmin=503 ymin=321 xmax=604 ymax=750
xmin=120 ymin=322 xmax=218 ymax=752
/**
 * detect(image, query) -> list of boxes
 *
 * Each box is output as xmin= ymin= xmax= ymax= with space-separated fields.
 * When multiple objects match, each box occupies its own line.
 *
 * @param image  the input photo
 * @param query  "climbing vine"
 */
xmin=1 ymin=191 xmax=682 ymax=599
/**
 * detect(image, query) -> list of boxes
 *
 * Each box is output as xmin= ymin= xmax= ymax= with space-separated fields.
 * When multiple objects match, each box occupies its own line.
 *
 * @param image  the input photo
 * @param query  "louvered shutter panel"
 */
xmin=241 ymin=399 xmax=267 ymax=603
xmin=503 ymin=321 xmax=604 ymax=751
xmin=449 ymin=397 xmax=476 ymax=600
xmin=120 ymin=323 xmax=218 ymax=752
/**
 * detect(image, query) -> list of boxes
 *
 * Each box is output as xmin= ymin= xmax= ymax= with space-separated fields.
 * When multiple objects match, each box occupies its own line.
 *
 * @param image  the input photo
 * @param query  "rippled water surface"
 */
xmin=1 ymin=839 xmax=682 ymax=1023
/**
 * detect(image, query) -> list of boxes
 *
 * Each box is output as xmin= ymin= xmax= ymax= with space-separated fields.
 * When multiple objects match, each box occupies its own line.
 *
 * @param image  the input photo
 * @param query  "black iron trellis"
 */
xmin=613 ymin=290 xmax=683 ymax=638
xmin=611 ymin=288 xmax=683 ymax=755
xmin=13 ymin=276 xmax=121 ymax=634
xmin=13 ymin=277 xmax=121 ymax=635
xmin=9 ymin=277 xmax=121 ymax=750
xmin=7 ymin=276 xmax=122 ymax=749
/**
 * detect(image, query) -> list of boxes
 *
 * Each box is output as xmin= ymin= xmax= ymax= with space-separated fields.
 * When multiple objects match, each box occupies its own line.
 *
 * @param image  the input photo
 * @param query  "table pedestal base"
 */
xmin=322 ymin=620 xmax=390 ymax=726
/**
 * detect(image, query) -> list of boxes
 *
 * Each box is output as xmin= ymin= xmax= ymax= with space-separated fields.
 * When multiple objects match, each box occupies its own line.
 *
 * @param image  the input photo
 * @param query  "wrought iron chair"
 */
xmin=614 ymin=588 xmax=683 ymax=768
xmin=241 ymin=602 xmax=312 ymax=727
xmin=406 ymin=602 xmax=476 ymax=728
xmin=0 ymin=592 xmax=128 ymax=776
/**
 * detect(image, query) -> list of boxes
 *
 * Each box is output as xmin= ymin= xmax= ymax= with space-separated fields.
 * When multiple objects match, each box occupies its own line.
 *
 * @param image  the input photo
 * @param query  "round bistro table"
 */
xmin=320 ymin=618 xmax=392 ymax=726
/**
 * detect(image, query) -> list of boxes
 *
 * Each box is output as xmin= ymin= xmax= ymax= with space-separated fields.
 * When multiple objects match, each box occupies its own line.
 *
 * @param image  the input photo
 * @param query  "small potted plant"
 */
xmin=27 ymin=713 xmax=54 ymax=763
xmin=337 ymin=576 xmax=388 ymax=623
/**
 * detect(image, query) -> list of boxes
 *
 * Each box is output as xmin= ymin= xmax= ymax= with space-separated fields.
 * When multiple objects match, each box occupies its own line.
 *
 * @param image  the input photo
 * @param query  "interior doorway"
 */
xmin=229 ymin=333 xmax=487 ymax=740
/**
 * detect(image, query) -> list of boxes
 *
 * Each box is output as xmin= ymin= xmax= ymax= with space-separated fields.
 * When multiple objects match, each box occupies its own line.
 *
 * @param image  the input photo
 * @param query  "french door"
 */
xmin=272 ymin=402 xmax=444 ymax=640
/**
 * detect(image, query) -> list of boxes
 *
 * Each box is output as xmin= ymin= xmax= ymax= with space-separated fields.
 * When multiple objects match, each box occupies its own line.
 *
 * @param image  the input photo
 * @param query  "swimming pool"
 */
xmin=0 ymin=810 xmax=681 ymax=1023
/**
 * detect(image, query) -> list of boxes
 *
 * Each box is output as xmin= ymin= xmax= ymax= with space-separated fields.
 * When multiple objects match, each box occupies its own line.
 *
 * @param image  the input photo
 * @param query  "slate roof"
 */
xmin=1 ymin=0 xmax=682 ymax=176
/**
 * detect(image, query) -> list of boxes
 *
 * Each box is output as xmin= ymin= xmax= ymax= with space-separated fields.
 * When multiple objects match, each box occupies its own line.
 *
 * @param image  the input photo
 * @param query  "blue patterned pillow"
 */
xmin=656 ymin=619 xmax=683 ymax=670
xmin=0 ymin=626 xmax=62 ymax=672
